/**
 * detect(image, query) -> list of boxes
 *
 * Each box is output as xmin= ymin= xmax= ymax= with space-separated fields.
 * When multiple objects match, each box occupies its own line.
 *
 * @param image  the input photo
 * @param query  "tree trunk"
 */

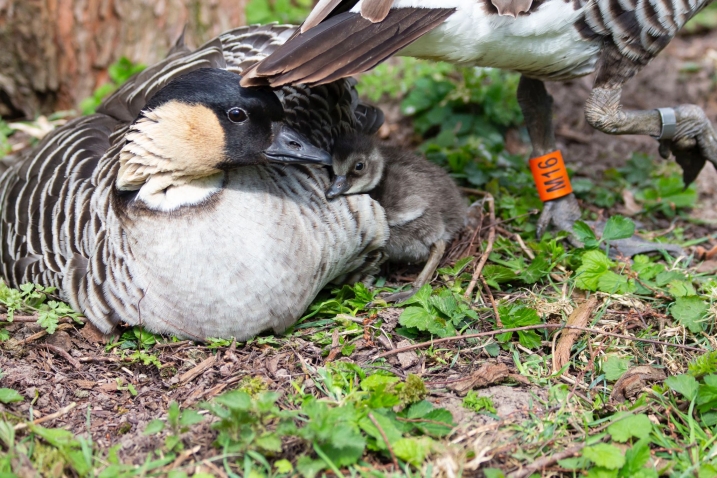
xmin=0 ymin=0 xmax=248 ymax=119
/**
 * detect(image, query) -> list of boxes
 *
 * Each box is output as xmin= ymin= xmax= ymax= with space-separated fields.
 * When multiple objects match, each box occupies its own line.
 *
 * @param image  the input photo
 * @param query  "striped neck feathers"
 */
xmin=117 ymin=101 xmax=228 ymax=212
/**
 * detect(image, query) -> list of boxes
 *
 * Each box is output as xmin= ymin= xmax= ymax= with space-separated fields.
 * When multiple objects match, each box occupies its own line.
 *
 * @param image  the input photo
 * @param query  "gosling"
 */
xmin=326 ymin=133 xmax=467 ymax=302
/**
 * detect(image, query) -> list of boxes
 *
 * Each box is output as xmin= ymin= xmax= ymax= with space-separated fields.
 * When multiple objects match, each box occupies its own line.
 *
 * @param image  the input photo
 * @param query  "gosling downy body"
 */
xmin=0 ymin=25 xmax=389 ymax=341
xmin=327 ymin=134 xmax=466 ymax=299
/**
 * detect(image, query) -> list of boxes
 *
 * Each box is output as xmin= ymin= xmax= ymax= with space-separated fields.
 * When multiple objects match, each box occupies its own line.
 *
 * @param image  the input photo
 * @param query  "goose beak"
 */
xmin=326 ymin=175 xmax=348 ymax=199
xmin=265 ymin=124 xmax=332 ymax=166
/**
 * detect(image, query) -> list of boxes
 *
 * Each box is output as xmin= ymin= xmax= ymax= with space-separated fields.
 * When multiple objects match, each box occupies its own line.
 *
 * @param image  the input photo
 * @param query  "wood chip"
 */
xmin=45 ymin=330 xmax=73 ymax=351
xmin=553 ymin=296 xmax=598 ymax=374
xmin=395 ymin=339 xmax=419 ymax=369
xmin=98 ymin=382 xmax=119 ymax=392
xmin=79 ymin=322 xmax=116 ymax=344
xmin=611 ymin=366 xmax=667 ymax=403
xmin=696 ymin=259 xmax=717 ymax=274
xmin=43 ymin=342 xmax=81 ymax=369
xmin=325 ymin=329 xmax=341 ymax=362
xmin=179 ymin=354 xmax=218 ymax=385
xmin=14 ymin=402 xmax=77 ymax=431
xmin=621 ymin=189 xmax=642 ymax=216
xmin=73 ymin=380 xmax=96 ymax=390
xmin=448 ymin=363 xmax=510 ymax=396
xmin=266 ymin=353 xmax=287 ymax=377
xmin=184 ymin=382 xmax=228 ymax=408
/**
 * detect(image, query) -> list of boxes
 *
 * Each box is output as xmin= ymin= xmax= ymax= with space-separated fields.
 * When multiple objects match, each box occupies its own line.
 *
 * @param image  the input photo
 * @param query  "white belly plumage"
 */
xmin=384 ymin=1 xmax=603 ymax=80
xmin=88 ymin=166 xmax=388 ymax=341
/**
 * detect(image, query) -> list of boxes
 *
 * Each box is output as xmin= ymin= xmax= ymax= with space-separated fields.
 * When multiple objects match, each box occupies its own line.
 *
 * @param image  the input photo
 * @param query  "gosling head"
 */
xmin=117 ymin=68 xmax=332 ymax=194
xmin=326 ymin=133 xmax=385 ymax=199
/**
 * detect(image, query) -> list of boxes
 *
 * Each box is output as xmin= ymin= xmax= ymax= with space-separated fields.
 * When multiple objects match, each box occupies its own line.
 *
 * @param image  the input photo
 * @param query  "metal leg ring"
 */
xmin=656 ymin=107 xmax=677 ymax=141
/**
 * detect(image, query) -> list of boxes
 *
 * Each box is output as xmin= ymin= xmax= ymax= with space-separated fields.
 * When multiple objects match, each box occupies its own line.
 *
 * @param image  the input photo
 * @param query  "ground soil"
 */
xmin=1 ymin=28 xmax=717 ymax=475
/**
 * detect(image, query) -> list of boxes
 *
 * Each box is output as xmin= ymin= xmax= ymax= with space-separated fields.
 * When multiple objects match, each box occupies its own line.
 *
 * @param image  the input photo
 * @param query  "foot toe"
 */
xmin=383 ymin=289 xmax=417 ymax=304
xmin=587 ymin=220 xmax=683 ymax=258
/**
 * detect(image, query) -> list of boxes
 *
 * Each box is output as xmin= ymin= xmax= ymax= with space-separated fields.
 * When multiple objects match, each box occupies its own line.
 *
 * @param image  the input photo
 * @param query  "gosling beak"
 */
xmin=265 ymin=124 xmax=332 ymax=166
xmin=326 ymin=175 xmax=348 ymax=199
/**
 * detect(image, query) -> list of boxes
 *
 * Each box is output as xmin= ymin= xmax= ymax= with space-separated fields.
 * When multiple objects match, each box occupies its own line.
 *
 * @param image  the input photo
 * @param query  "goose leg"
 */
xmin=518 ymin=70 xmax=688 ymax=256
xmin=585 ymin=87 xmax=717 ymax=188
xmin=384 ymin=240 xmax=446 ymax=303
xmin=586 ymin=43 xmax=717 ymax=190
xmin=517 ymin=76 xmax=581 ymax=242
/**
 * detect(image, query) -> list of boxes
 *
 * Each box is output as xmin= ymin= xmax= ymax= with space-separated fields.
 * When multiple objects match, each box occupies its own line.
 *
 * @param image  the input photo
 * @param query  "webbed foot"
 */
xmin=587 ymin=221 xmax=684 ymax=258
xmin=536 ymin=193 xmax=581 ymax=241
xmin=536 ymin=194 xmax=683 ymax=257
xmin=383 ymin=289 xmax=417 ymax=304
xmin=657 ymin=104 xmax=717 ymax=186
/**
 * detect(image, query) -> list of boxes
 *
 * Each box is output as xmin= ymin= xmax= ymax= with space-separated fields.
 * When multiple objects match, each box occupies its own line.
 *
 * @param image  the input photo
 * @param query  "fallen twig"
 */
xmin=18 ymin=330 xmax=49 ymax=344
xmin=459 ymin=187 xmax=490 ymax=197
xmin=18 ymin=323 xmax=73 ymax=345
xmin=179 ymin=354 xmax=218 ymax=385
xmin=553 ymin=297 xmax=599 ymax=374
xmin=14 ymin=402 xmax=78 ymax=431
xmin=161 ymin=445 xmax=201 ymax=474
xmin=465 ymin=195 xmax=495 ymax=300
xmin=78 ymin=356 xmax=121 ymax=363
xmin=514 ymin=233 xmax=535 ymax=260
xmin=155 ymin=340 xmax=192 ymax=349
xmin=43 ymin=343 xmax=82 ymax=369
xmin=0 ymin=315 xmax=84 ymax=324
xmin=373 ymin=324 xmax=705 ymax=359
xmin=507 ymin=444 xmax=585 ymax=478
xmin=368 ymin=412 xmax=399 ymax=470
xmin=200 ymin=459 xmax=229 ymax=478
xmin=0 ymin=315 xmax=39 ymax=323
xmin=480 ymin=276 xmax=502 ymax=327
xmin=325 ymin=329 xmax=341 ymax=362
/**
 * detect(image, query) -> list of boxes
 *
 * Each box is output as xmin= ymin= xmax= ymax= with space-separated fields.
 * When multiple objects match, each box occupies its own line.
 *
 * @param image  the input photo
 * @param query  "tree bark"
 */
xmin=0 ymin=0 xmax=248 ymax=119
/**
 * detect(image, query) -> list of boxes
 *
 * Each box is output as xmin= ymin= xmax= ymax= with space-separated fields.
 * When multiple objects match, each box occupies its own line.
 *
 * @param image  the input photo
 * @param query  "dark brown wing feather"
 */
xmin=241 ymin=8 xmax=455 ymax=88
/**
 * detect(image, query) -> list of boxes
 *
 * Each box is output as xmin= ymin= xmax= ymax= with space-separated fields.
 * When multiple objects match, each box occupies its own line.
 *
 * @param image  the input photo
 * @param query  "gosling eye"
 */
xmin=227 ymin=107 xmax=249 ymax=124
xmin=355 ymin=162 xmax=365 ymax=171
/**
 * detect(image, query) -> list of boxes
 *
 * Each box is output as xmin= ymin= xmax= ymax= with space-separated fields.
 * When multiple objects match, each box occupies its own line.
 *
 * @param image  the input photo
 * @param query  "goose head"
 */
xmin=117 ymin=68 xmax=332 ymax=211
xmin=326 ymin=133 xmax=385 ymax=199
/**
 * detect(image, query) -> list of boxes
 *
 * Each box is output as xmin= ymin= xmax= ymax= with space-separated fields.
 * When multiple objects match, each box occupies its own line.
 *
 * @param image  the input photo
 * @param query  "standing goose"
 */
xmin=241 ymin=0 xmax=717 ymax=247
xmin=0 ymin=25 xmax=389 ymax=341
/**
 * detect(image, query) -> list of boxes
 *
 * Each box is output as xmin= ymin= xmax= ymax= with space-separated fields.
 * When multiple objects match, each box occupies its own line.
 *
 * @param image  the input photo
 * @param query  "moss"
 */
xmin=238 ymin=376 xmax=268 ymax=398
xmin=398 ymin=374 xmax=427 ymax=406
xmin=117 ymin=422 xmax=132 ymax=435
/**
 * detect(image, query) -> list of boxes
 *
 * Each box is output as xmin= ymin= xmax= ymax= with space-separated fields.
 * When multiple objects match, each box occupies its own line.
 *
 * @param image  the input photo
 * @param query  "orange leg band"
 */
xmin=529 ymin=150 xmax=573 ymax=202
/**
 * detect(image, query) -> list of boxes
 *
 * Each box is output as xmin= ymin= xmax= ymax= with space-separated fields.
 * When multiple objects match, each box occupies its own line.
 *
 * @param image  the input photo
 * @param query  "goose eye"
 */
xmin=355 ymin=162 xmax=365 ymax=171
xmin=227 ymin=107 xmax=248 ymax=123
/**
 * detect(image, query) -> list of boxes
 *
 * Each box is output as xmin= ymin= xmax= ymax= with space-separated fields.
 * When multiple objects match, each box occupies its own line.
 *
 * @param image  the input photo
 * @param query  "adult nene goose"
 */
xmin=0 ymin=25 xmax=389 ymax=341
xmin=242 ymin=0 xmax=716 ymax=253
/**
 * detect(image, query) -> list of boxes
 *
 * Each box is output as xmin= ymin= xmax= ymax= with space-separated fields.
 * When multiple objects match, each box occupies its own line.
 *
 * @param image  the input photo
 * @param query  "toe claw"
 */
xmin=658 ymin=140 xmax=671 ymax=160
xmin=587 ymin=220 xmax=683 ymax=258
xmin=536 ymin=193 xmax=581 ymax=241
